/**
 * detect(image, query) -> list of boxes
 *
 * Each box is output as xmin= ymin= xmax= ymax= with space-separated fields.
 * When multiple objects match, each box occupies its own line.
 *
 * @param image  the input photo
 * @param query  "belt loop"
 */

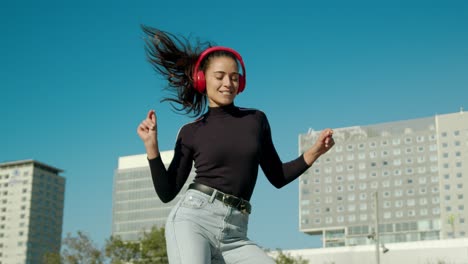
xmin=209 ymin=190 xmax=218 ymax=203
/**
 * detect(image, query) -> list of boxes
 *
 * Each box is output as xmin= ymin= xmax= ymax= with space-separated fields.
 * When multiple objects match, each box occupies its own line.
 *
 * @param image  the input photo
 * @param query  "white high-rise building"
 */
xmin=112 ymin=151 xmax=195 ymax=241
xmin=0 ymin=160 xmax=65 ymax=264
xmin=298 ymin=110 xmax=468 ymax=247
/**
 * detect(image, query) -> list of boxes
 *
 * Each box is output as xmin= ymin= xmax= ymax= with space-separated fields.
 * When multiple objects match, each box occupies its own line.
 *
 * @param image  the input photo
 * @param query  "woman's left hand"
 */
xmin=304 ymin=128 xmax=335 ymax=166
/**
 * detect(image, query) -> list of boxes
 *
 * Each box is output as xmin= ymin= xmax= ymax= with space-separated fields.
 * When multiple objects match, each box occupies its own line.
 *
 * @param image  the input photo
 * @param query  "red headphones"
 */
xmin=192 ymin=46 xmax=246 ymax=94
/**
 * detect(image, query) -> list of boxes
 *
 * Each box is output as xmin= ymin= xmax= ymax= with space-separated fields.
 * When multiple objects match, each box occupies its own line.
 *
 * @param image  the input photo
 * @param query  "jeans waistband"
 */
xmin=188 ymin=183 xmax=251 ymax=214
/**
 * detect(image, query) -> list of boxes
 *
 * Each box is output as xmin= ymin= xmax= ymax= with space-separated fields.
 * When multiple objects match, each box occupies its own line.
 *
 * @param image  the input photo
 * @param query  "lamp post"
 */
xmin=374 ymin=191 xmax=380 ymax=264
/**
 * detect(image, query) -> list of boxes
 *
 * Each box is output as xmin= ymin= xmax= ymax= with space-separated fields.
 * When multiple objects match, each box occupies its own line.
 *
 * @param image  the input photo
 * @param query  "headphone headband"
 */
xmin=192 ymin=46 xmax=246 ymax=93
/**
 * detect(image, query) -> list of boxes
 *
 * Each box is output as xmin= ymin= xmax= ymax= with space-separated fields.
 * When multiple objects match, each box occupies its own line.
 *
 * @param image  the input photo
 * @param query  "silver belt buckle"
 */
xmin=239 ymin=202 xmax=248 ymax=214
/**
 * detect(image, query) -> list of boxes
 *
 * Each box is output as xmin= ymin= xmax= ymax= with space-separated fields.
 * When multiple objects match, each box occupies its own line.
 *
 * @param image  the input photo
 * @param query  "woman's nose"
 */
xmin=223 ymin=76 xmax=232 ymax=86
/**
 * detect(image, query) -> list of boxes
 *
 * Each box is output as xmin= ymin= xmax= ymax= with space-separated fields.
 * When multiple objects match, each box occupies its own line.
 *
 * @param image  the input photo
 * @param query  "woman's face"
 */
xmin=204 ymin=56 xmax=239 ymax=107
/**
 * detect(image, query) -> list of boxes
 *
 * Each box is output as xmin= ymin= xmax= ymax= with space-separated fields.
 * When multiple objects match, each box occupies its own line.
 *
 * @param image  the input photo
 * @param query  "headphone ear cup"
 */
xmin=237 ymin=75 xmax=246 ymax=94
xmin=194 ymin=71 xmax=206 ymax=93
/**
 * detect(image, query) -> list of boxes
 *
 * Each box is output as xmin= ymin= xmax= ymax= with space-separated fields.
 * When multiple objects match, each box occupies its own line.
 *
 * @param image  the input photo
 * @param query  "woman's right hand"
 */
xmin=137 ymin=110 xmax=159 ymax=158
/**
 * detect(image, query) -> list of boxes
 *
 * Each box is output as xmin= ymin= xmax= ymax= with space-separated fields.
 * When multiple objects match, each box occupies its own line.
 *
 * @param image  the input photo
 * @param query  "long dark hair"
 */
xmin=141 ymin=25 xmax=214 ymax=117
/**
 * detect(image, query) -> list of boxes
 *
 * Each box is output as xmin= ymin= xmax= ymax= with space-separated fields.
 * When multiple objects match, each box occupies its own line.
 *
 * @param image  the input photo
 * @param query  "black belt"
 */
xmin=188 ymin=183 xmax=251 ymax=214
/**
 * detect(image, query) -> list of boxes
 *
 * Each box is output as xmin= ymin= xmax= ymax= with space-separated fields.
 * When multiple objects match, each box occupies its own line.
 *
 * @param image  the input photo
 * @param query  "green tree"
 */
xmin=105 ymin=226 xmax=168 ymax=264
xmin=275 ymin=250 xmax=309 ymax=264
xmin=105 ymin=235 xmax=141 ymax=264
xmin=42 ymin=252 xmax=62 ymax=264
xmin=61 ymin=231 xmax=104 ymax=264
xmin=139 ymin=226 xmax=168 ymax=263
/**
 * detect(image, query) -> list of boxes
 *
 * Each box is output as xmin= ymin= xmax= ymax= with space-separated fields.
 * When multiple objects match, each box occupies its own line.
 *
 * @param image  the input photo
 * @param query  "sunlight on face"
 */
xmin=205 ymin=56 xmax=240 ymax=107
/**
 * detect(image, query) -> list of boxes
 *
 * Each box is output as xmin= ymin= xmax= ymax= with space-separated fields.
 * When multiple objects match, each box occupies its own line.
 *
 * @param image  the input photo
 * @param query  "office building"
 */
xmin=270 ymin=238 xmax=468 ymax=264
xmin=112 ymin=151 xmax=195 ymax=241
xmin=0 ymin=160 xmax=65 ymax=264
xmin=298 ymin=110 xmax=468 ymax=247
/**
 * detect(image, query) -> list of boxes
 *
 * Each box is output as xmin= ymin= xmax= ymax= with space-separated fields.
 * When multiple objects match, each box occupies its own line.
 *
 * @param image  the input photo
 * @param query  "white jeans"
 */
xmin=165 ymin=189 xmax=275 ymax=264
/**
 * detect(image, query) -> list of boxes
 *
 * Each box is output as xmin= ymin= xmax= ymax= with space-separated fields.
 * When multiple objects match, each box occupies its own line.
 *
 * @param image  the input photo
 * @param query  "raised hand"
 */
xmin=304 ymin=128 xmax=335 ymax=166
xmin=137 ymin=110 xmax=159 ymax=159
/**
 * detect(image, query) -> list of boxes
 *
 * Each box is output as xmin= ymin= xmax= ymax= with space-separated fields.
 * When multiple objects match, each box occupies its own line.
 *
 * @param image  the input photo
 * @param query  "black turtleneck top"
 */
xmin=148 ymin=104 xmax=310 ymax=203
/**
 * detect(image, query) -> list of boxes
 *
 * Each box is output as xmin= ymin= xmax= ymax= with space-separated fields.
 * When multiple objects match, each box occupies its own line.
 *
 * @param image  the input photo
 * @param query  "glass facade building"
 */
xmin=112 ymin=151 xmax=195 ymax=241
xmin=298 ymin=111 xmax=468 ymax=247
xmin=0 ymin=160 xmax=65 ymax=264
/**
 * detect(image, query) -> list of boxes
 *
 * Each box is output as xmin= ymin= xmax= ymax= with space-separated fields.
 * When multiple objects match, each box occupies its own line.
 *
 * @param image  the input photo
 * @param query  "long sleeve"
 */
xmin=259 ymin=113 xmax=309 ymax=188
xmin=148 ymin=127 xmax=194 ymax=203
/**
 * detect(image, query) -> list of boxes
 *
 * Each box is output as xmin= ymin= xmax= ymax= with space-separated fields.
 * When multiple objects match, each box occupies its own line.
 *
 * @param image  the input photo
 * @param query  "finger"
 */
xmin=147 ymin=109 xmax=154 ymax=119
xmin=137 ymin=123 xmax=148 ymax=134
xmin=150 ymin=110 xmax=157 ymax=123
xmin=148 ymin=110 xmax=157 ymax=130
xmin=143 ymin=120 xmax=154 ymax=130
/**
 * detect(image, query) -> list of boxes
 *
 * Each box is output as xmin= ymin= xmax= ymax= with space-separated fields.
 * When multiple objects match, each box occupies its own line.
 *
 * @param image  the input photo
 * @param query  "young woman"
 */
xmin=137 ymin=26 xmax=335 ymax=264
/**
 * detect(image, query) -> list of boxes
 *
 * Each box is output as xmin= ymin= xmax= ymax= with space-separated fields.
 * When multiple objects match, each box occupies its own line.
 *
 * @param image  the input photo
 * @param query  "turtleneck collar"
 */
xmin=206 ymin=103 xmax=238 ymax=117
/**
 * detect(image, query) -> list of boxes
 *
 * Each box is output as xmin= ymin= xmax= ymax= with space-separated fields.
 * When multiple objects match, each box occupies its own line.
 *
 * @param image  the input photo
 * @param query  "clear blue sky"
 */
xmin=1 ymin=0 xmax=468 ymax=250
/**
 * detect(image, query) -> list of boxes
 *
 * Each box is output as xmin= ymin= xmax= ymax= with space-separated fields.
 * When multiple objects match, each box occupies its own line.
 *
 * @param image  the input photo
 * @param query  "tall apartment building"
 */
xmin=112 ymin=151 xmax=195 ymax=241
xmin=0 ymin=160 xmax=65 ymax=264
xmin=298 ymin=110 xmax=468 ymax=247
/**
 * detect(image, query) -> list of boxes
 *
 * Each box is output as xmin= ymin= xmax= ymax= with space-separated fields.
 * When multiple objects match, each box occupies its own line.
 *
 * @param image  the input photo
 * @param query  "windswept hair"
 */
xmin=141 ymin=25 xmax=213 ymax=117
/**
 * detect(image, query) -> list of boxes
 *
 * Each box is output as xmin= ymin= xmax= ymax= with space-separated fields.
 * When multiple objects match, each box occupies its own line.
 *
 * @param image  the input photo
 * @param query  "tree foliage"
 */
xmin=61 ymin=231 xmax=104 ymax=264
xmin=275 ymin=250 xmax=309 ymax=264
xmin=105 ymin=226 xmax=168 ymax=264
xmin=42 ymin=252 xmax=61 ymax=264
xmin=51 ymin=227 xmax=309 ymax=264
